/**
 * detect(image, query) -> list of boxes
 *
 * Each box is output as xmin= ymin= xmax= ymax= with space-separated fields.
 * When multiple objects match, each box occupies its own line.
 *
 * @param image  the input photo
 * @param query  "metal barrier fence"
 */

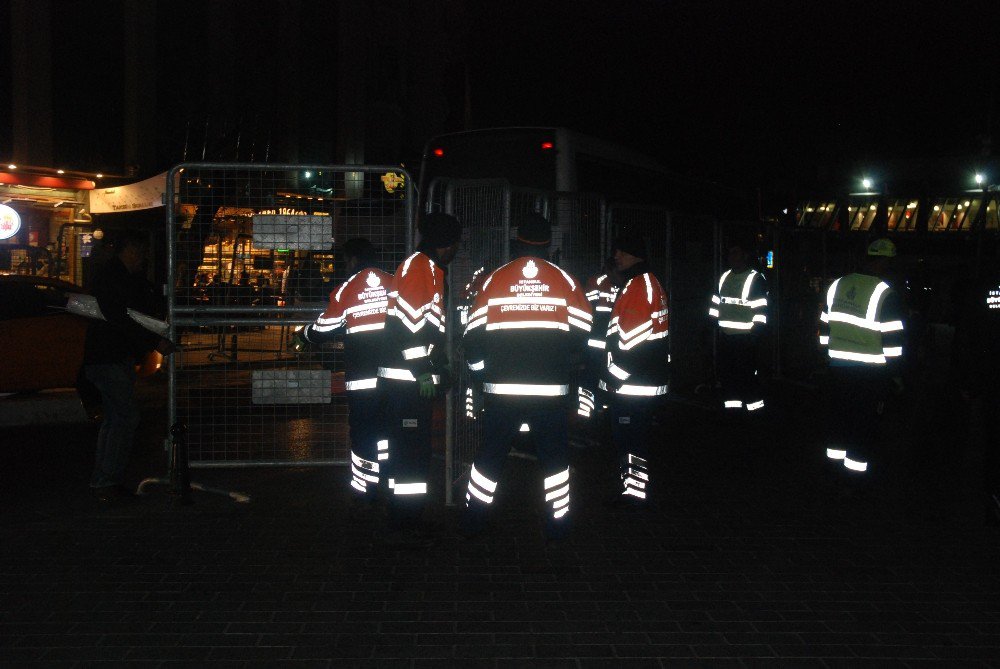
xmin=167 ymin=163 xmax=413 ymax=467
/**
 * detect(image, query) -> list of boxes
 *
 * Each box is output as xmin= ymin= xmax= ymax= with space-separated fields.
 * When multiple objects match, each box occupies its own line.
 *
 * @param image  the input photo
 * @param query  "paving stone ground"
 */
xmin=1 ymin=379 xmax=998 ymax=668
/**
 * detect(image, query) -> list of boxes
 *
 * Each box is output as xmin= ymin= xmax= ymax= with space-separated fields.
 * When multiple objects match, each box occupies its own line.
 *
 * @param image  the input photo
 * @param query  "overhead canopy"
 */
xmin=88 ymin=172 xmax=166 ymax=214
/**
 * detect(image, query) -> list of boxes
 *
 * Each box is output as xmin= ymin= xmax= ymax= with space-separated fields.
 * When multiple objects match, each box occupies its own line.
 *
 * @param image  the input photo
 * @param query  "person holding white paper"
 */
xmin=82 ymin=230 xmax=175 ymax=502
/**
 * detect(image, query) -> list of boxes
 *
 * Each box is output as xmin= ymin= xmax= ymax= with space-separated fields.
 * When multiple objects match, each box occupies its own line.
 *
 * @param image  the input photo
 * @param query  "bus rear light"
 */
xmin=541 ymin=142 xmax=554 ymax=150
xmin=433 ymin=148 xmax=445 ymax=157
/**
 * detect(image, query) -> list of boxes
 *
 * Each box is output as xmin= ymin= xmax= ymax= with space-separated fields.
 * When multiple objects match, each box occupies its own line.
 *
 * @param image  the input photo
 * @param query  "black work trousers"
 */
xmin=824 ymin=366 xmax=891 ymax=472
xmin=968 ymin=382 xmax=1000 ymax=497
xmin=610 ymin=394 xmax=661 ymax=501
xmin=717 ymin=333 xmax=764 ymax=412
xmin=463 ymin=397 xmax=570 ymax=539
xmin=346 ymin=388 xmax=386 ymax=498
xmin=380 ymin=378 xmax=433 ymax=527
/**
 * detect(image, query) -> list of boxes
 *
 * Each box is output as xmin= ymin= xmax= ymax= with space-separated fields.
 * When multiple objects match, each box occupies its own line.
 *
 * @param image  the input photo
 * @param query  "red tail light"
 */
xmin=432 ymin=148 xmax=445 ymax=157
xmin=541 ymin=141 xmax=554 ymax=150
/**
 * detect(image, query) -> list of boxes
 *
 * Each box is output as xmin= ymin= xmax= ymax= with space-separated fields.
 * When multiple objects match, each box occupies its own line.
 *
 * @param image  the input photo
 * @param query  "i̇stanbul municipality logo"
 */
xmin=522 ymin=259 xmax=538 ymax=279
xmin=366 ymin=272 xmax=381 ymax=288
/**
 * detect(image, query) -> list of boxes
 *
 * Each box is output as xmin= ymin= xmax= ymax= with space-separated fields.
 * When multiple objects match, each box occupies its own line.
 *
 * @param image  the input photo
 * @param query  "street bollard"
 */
xmin=169 ymin=422 xmax=193 ymax=505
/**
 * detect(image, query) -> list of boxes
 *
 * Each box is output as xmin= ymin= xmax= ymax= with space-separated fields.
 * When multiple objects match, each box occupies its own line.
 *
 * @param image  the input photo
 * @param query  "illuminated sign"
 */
xmin=256 ymin=208 xmax=329 ymax=217
xmin=0 ymin=203 xmax=21 ymax=240
xmin=381 ymin=172 xmax=406 ymax=194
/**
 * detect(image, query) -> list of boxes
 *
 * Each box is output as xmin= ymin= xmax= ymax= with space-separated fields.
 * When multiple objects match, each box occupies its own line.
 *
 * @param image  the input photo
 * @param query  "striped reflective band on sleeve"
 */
xmin=746 ymin=400 xmax=765 ymax=411
xmin=345 ymin=378 xmax=378 ymax=391
xmin=312 ymin=316 xmax=345 ymax=332
xmin=377 ymin=439 xmax=389 ymax=461
xmin=717 ymin=320 xmax=754 ymax=330
xmin=482 ymin=383 xmax=570 ymax=396
xmin=883 ymin=346 xmax=903 ymax=357
xmin=724 ymin=400 xmax=743 ymax=409
xmin=708 ymin=307 xmax=720 ymax=318
xmin=596 ymin=306 xmax=613 ymax=312
xmin=402 ymin=344 xmax=433 ymax=360
xmin=752 ymin=314 xmax=767 ymax=324
xmin=711 ymin=294 xmax=721 ymax=304
xmin=819 ymin=335 xmax=830 ymax=345
xmin=467 ymin=359 xmax=485 ymax=371
xmin=588 ymin=338 xmax=607 ymax=349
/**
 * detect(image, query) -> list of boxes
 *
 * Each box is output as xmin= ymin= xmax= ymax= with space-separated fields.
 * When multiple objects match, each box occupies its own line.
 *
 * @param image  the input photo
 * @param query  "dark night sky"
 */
xmin=2 ymin=0 xmax=997 ymax=194
xmin=467 ymin=0 xmax=998 ymax=190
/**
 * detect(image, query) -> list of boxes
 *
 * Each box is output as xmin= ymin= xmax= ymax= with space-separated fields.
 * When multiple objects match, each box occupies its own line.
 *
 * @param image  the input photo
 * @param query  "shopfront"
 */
xmin=0 ymin=169 xmax=95 ymax=284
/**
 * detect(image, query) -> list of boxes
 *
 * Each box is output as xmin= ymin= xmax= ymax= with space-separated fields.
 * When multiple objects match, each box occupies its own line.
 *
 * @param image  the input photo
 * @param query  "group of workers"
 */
xmin=296 ymin=211 xmax=1000 ymax=546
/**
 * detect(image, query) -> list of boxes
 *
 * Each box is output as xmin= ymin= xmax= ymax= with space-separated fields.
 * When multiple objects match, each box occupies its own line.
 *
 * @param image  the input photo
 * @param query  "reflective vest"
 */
xmin=464 ymin=256 xmax=592 ymax=397
xmin=709 ymin=269 xmax=767 ymax=334
xmin=819 ymin=273 xmax=904 ymax=365
xmin=378 ymin=251 xmax=447 ymax=384
xmin=303 ymin=266 xmax=391 ymax=390
xmin=599 ymin=271 xmax=670 ymax=396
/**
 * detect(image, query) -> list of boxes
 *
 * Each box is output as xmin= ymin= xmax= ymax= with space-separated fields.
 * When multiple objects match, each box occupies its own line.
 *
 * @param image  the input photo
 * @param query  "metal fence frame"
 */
xmin=165 ymin=163 xmax=414 ymax=470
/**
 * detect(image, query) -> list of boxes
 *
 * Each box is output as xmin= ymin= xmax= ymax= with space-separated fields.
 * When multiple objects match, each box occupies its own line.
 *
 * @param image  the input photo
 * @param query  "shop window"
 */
xmin=847 ymin=201 xmax=878 ymax=231
xmin=795 ymin=201 xmax=837 ymax=228
xmin=985 ymin=198 xmax=999 ymax=231
xmin=886 ymin=200 xmax=919 ymax=232
xmin=926 ymin=199 xmax=979 ymax=232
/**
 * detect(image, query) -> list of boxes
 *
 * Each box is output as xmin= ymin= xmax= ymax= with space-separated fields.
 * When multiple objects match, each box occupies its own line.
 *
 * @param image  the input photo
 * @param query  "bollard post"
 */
xmin=169 ymin=422 xmax=193 ymax=504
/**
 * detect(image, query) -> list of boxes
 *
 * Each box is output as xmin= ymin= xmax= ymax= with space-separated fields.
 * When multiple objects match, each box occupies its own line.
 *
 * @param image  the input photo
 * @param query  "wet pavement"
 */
xmin=1 ymin=378 xmax=999 ymax=667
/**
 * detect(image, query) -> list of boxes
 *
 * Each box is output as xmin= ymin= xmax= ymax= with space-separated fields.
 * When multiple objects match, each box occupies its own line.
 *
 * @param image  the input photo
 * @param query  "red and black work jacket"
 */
xmin=600 ymin=262 xmax=670 ymax=397
xmin=379 ymin=249 xmax=447 ymax=385
xmin=302 ymin=264 xmax=391 ymax=391
xmin=463 ymin=255 xmax=592 ymax=402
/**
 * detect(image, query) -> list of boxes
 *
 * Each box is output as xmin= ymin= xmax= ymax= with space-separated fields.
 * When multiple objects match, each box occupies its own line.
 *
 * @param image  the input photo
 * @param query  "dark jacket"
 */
xmin=83 ymin=257 xmax=161 ymax=365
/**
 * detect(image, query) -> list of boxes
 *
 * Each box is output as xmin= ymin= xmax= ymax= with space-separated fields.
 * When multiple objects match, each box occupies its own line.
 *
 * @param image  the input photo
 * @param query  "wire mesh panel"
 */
xmin=436 ymin=180 xmax=512 ymax=493
xmin=167 ymin=164 xmax=412 ymax=466
xmin=547 ymin=192 xmax=606 ymax=285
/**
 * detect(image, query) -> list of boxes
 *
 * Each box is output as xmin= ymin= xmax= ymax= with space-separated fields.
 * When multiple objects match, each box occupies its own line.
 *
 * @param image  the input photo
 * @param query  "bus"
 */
xmin=418 ymin=126 xmax=750 ymax=217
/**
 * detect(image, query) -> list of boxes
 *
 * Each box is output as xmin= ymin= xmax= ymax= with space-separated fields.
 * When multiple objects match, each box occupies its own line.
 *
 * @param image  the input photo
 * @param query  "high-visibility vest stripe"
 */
xmin=483 ymin=383 xmax=570 ymax=396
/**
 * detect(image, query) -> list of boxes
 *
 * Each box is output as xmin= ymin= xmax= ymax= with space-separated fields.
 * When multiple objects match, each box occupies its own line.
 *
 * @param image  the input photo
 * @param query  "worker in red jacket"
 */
xmin=600 ymin=233 xmax=669 ymax=508
xmin=378 ymin=213 xmax=462 ymax=545
xmin=297 ymin=238 xmax=391 ymax=505
xmin=460 ymin=213 xmax=593 ymax=543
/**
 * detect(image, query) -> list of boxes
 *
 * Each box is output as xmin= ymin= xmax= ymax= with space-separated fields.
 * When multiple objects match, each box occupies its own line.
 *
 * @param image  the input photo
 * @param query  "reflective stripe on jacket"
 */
xmin=709 ymin=269 xmax=767 ymax=334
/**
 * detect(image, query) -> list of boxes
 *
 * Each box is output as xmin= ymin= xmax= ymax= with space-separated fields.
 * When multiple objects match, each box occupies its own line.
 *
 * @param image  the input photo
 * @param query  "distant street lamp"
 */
xmin=862 ymin=178 xmax=873 ymax=190
xmin=975 ymin=173 xmax=985 ymax=185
